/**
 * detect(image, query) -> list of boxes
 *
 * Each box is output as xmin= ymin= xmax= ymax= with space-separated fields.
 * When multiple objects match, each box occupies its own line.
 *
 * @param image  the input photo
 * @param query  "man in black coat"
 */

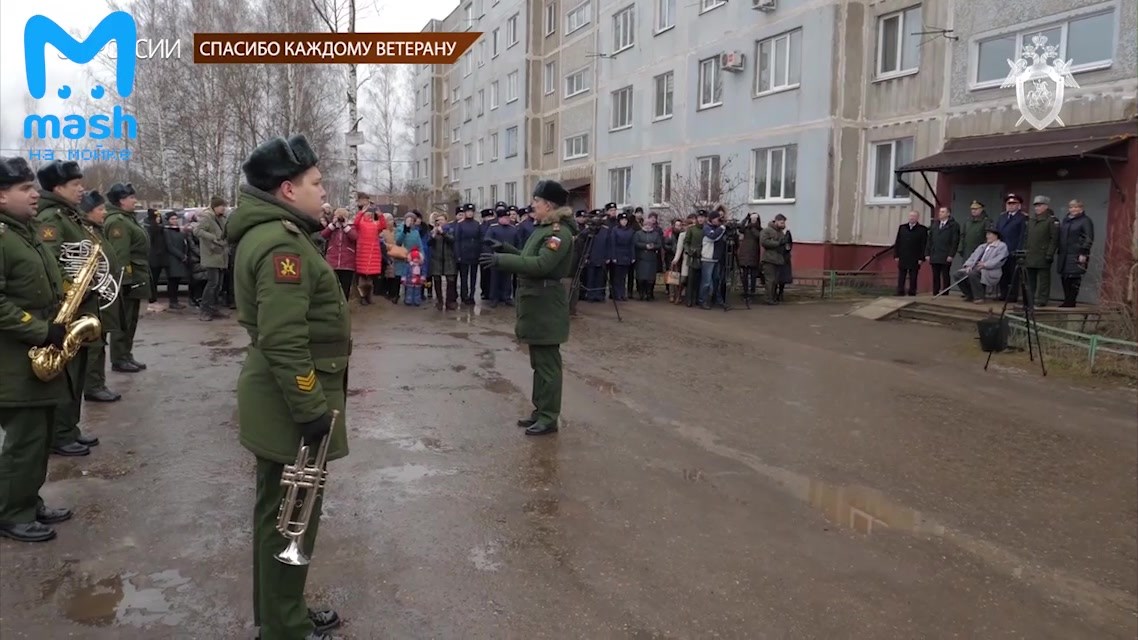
xmin=893 ymin=211 xmax=928 ymax=296
xmin=925 ymin=206 xmax=961 ymax=294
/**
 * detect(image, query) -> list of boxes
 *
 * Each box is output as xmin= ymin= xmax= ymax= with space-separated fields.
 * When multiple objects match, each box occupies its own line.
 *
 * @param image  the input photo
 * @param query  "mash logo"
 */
xmin=1001 ymin=34 xmax=1079 ymax=131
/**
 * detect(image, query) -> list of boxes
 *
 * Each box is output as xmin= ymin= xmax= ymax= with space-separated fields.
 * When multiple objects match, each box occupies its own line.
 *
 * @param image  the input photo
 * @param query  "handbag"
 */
xmin=665 ymin=271 xmax=681 ymax=286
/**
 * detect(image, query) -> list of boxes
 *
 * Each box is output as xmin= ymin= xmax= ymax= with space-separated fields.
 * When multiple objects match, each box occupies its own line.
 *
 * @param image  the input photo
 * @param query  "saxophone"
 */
xmin=28 ymin=238 xmax=107 ymax=382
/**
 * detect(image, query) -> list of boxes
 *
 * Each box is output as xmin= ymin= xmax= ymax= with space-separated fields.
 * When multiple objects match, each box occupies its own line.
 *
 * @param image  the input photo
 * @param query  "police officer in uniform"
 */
xmin=104 ymin=183 xmax=151 ymax=371
xmin=480 ymin=180 xmax=577 ymax=436
xmin=34 ymin=160 xmax=103 ymax=456
xmin=227 ymin=135 xmax=347 ymax=640
xmin=478 ymin=205 xmax=499 ymax=300
xmin=0 ymin=157 xmax=74 ymax=542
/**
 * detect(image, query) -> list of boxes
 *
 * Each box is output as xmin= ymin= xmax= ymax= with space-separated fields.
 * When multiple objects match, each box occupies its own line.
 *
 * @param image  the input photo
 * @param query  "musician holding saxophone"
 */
xmin=229 ymin=135 xmax=349 ymax=640
xmin=0 ymin=157 xmax=75 ymax=542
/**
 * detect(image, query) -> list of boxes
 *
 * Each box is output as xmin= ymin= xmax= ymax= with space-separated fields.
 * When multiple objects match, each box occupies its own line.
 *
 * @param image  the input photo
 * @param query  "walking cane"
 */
xmin=934 ymin=271 xmax=971 ymax=298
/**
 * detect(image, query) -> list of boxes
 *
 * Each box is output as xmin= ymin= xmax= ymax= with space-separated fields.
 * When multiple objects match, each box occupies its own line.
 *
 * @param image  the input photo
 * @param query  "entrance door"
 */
xmin=1029 ymin=180 xmax=1109 ymax=305
xmin=951 ymin=184 xmax=1006 ymax=227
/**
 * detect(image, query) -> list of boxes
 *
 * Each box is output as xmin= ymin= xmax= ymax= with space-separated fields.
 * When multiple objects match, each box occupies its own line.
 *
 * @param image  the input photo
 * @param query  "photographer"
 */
xmin=633 ymin=214 xmax=664 ymax=300
xmin=760 ymin=215 xmax=789 ymax=304
xmin=583 ymin=211 xmax=614 ymax=303
xmin=320 ymin=207 xmax=358 ymax=301
xmin=737 ymin=214 xmax=762 ymax=300
xmin=428 ymin=211 xmax=458 ymax=310
xmin=353 ymin=204 xmax=385 ymax=304
xmin=698 ymin=210 xmax=728 ymax=309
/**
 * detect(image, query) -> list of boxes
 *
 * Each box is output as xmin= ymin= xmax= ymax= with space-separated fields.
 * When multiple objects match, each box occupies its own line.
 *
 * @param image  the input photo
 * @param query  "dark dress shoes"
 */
xmin=84 ymin=387 xmax=120 ymax=402
xmin=524 ymin=422 xmax=559 ymax=436
xmin=517 ymin=418 xmax=537 ymax=428
xmin=36 ymin=506 xmax=72 ymax=524
xmin=309 ymin=609 xmax=341 ymax=633
xmin=130 ymin=358 xmax=147 ymax=370
xmin=51 ymin=442 xmax=90 ymax=457
xmin=0 ymin=521 xmax=56 ymax=542
xmin=112 ymin=361 xmax=142 ymax=373
xmin=76 ymin=433 xmax=100 ymax=447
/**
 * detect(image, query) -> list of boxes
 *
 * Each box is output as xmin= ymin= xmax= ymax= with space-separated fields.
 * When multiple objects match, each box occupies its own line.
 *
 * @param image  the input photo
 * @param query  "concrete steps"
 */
xmin=895 ymin=304 xmax=988 ymax=329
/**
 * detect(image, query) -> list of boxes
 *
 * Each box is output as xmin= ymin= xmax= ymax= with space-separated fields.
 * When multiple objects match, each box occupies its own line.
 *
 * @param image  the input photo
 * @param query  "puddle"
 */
xmin=59 ymin=569 xmax=190 ymax=628
xmin=581 ymin=374 xmax=619 ymax=395
xmin=482 ymin=377 xmax=519 ymax=395
xmin=375 ymin=464 xmax=457 ymax=484
xmin=469 ymin=544 xmax=503 ymax=571
xmin=393 ymin=436 xmax=447 ymax=452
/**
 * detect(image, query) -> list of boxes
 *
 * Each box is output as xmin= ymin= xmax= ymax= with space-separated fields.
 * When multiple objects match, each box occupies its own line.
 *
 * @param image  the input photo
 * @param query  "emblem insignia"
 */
xmin=281 ymin=220 xmax=300 ymax=234
xmin=272 ymin=253 xmax=302 ymax=283
xmin=1001 ymin=34 xmax=1079 ymax=131
xmin=110 ymin=227 xmax=124 ymax=238
xmin=545 ymin=236 xmax=562 ymax=251
xmin=295 ymin=369 xmax=317 ymax=392
xmin=39 ymin=226 xmax=57 ymax=241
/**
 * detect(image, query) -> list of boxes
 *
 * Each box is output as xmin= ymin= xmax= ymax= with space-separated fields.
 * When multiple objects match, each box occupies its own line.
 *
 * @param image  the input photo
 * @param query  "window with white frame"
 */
xmin=463 ymin=143 xmax=472 ymax=168
xmin=567 ymin=2 xmax=591 ymax=34
xmin=411 ymin=161 xmax=419 ymax=179
xmin=544 ymin=121 xmax=555 ymax=153
xmin=610 ymin=167 xmax=632 ymax=207
xmin=656 ymin=0 xmax=675 ymax=32
xmin=490 ymin=81 xmax=499 ymax=108
xmin=565 ymin=68 xmax=589 ymax=97
xmin=477 ymin=137 xmax=485 ymax=164
xmin=422 ymin=120 xmax=429 ymax=142
xmin=564 ymin=133 xmax=589 ymax=159
xmin=868 ymin=138 xmax=914 ymax=202
xmin=490 ymin=184 xmax=498 ymax=202
xmin=697 ymin=155 xmax=721 ymax=203
xmin=698 ymin=57 xmax=722 ymax=109
xmin=463 ymin=97 xmax=472 ymax=122
xmin=464 ymin=188 xmax=472 ymax=202
xmin=751 ymin=145 xmax=797 ymax=202
xmin=465 ymin=3 xmax=473 ymax=24
xmin=613 ymin=6 xmax=635 ymax=53
xmin=492 ymin=28 xmax=500 ymax=56
xmin=452 ymin=86 xmax=460 ymax=102
xmin=443 ymin=116 xmax=450 ymax=142
xmin=651 ymin=162 xmax=672 ymax=205
xmin=611 ymin=86 xmax=633 ymax=130
xmin=478 ymin=40 xmax=486 ymax=66
xmin=544 ymin=62 xmax=556 ymax=94
xmin=972 ymin=9 xmax=1117 ymax=87
xmin=876 ymin=5 xmax=922 ymax=78
xmin=505 ymin=126 xmax=519 ymax=157
xmin=422 ymin=84 xmax=429 ymax=106
xmin=453 ymin=123 xmax=460 ymax=142
xmin=490 ymin=132 xmax=499 ymax=160
xmin=464 ymin=52 xmax=472 ymax=76
xmin=478 ymin=89 xmax=485 ymax=115
xmin=476 ymin=0 xmax=484 ymax=16
xmin=506 ymin=182 xmax=517 ymax=203
xmin=507 ymin=14 xmax=519 ymax=46
xmin=443 ymin=79 xmax=449 ymax=101
xmin=415 ymin=89 xmax=420 ymax=108
xmin=653 ymin=71 xmax=673 ymax=119
xmin=506 ymin=71 xmax=519 ymax=102
xmin=701 ymin=0 xmax=726 ymax=13
xmin=545 ymin=3 xmax=557 ymax=35
xmin=423 ymin=159 xmax=429 ymax=180
xmin=756 ymin=29 xmax=802 ymax=95
xmin=478 ymin=186 xmax=484 ymax=204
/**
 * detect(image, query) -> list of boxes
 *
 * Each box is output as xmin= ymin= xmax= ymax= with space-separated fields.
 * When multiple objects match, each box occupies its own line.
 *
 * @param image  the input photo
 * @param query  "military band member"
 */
xmin=0 ymin=157 xmax=74 ymax=542
xmin=229 ymin=135 xmax=347 ymax=640
xmin=104 ymin=183 xmax=151 ymax=370
xmin=35 ymin=160 xmax=102 ymax=456
xmin=480 ymin=180 xmax=576 ymax=436
xmin=77 ymin=191 xmax=123 ymax=404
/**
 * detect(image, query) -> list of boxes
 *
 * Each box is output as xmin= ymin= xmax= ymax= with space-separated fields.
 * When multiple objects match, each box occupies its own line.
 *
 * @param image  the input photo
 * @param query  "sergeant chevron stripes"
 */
xmin=295 ymin=370 xmax=316 ymax=392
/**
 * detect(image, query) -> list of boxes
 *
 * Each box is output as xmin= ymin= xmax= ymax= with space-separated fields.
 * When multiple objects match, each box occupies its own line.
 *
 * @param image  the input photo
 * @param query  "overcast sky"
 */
xmin=0 ymin=0 xmax=458 ymax=154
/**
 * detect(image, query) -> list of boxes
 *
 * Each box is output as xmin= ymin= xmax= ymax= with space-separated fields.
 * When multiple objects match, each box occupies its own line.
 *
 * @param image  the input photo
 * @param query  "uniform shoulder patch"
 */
xmin=39 ymin=225 xmax=57 ymax=241
xmin=544 ymin=235 xmax=562 ymax=251
xmin=272 ymin=252 xmax=302 ymax=283
xmin=20 ymin=311 xmax=32 ymax=323
xmin=552 ymin=223 xmax=560 ymax=231
xmin=281 ymin=220 xmax=301 ymax=234
xmin=109 ymin=226 xmax=124 ymax=238
xmin=295 ymin=369 xmax=316 ymax=392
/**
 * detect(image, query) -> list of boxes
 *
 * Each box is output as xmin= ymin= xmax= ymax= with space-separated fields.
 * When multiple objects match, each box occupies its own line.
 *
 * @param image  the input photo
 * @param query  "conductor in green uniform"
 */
xmin=228 ymin=135 xmax=348 ymax=640
xmin=34 ymin=160 xmax=103 ymax=456
xmin=0 ymin=157 xmax=74 ymax=542
xmin=104 ymin=183 xmax=151 ymax=371
xmin=480 ymin=180 xmax=577 ymax=436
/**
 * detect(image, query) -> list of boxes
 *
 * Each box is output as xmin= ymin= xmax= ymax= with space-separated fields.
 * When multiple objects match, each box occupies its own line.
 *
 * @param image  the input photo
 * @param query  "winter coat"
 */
xmin=958 ymin=213 xmax=992 ymax=260
xmin=925 ymin=217 xmax=961 ymax=264
xmin=186 ymin=232 xmax=207 ymax=282
xmin=193 ymin=210 xmax=228 ymax=268
xmin=737 ymin=223 xmax=762 ymax=267
xmin=994 ymin=211 xmax=1027 ymax=254
xmin=962 ymin=241 xmax=1008 ymax=287
xmin=1023 ymin=211 xmax=1059 ymax=269
xmin=893 ymin=222 xmax=928 ymax=268
xmin=147 ymin=215 xmax=168 ymax=266
xmin=779 ymin=230 xmax=794 ymax=284
xmin=428 ymin=226 xmax=458 ymax=276
xmin=454 ymin=218 xmax=483 ymax=264
xmin=586 ymin=225 xmax=614 ymax=267
xmin=163 ymin=226 xmax=191 ymax=280
xmin=612 ymin=225 xmax=636 ymax=266
xmin=517 ymin=217 xmax=536 ymax=248
xmin=353 ymin=212 xmax=385 ymax=276
xmin=760 ymin=225 xmax=787 ymax=266
xmin=1056 ymin=213 xmax=1094 ymax=276
xmin=321 ymin=220 xmax=358 ymax=271
xmin=394 ymin=224 xmax=423 ymax=278
xmin=634 ymin=227 xmax=664 ymax=281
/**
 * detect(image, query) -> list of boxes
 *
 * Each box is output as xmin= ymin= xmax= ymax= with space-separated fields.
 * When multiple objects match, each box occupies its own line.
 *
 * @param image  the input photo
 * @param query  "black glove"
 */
xmin=298 ymin=412 xmax=334 ymax=446
xmin=478 ymin=252 xmax=498 ymax=268
xmin=43 ymin=323 xmax=67 ymax=348
xmin=485 ymin=239 xmax=506 ymax=253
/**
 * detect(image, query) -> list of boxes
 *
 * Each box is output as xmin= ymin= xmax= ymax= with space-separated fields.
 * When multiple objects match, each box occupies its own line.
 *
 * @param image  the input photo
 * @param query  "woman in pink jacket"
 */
xmin=321 ymin=207 xmax=358 ymax=301
xmin=354 ymin=206 xmax=387 ymax=304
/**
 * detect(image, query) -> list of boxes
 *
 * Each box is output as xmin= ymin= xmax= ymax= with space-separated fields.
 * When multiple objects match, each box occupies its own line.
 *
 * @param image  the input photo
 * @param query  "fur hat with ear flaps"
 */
xmin=242 ymin=135 xmax=319 ymax=192
xmin=80 ymin=190 xmax=105 ymax=213
xmin=0 ymin=157 xmax=35 ymax=189
xmin=107 ymin=182 xmax=136 ymax=205
xmin=532 ymin=179 xmax=569 ymax=207
xmin=36 ymin=160 xmax=83 ymax=192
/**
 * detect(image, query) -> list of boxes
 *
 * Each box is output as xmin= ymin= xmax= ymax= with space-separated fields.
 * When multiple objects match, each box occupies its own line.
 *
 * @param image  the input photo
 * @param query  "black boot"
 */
xmin=51 ymin=441 xmax=90 ymax=456
xmin=76 ymin=433 xmax=100 ymax=447
xmin=129 ymin=358 xmax=147 ymax=370
xmin=36 ymin=506 xmax=73 ymax=524
xmin=0 ymin=521 xmax=56 ymax=542
xmin=524 ymin=422 xmax=559 ymax=436
xmin=112 ymin=360 xmax=142 ymax=373
xmin=84 ymin=387 xmax=120 ymax=402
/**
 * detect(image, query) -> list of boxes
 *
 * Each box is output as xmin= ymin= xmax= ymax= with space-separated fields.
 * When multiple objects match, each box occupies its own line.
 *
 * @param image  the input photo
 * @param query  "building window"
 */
xmin=476 ymin=0 xmax=484 ymax=17
xmin=478 ymin=40 xmax=486 ymax=66
xmin=876 ymin=5 xmax=922 ymax=78
xmin=653 ymin=71 xmax=673 ymax=120
xmin=611 ymin=86 xmax=633 ymax=130
xmin=443 ymin=117 xmax=450 ymax=142
xmin=464 ymin=143 xmax=473 ymax=168
xmin=656 ymin=0 xmax=675 ymax=33
xmin=564 ymin=133 xmax=589 ymax=160
xmin=545 ymin=3 xmax=557 ymax=36
xmin=452 ymin=86 xmax=460 ymax=103
xmin=651 ymin=162 xmax=671 ymax=205
xmin=463 ymin=97 xmax=472 ymax=122
xmin=464 ymin=52 xmax=472 ymax=76
xmin=868 ymin=138 xmax=914 ymax=202
xmin=697 ymin=57 xmax=722 ymax=109
xmin=464 ymin=188 xmax=472 ymax=202
xmin=972 ymin=9 xmax=1117 ymax=87
xmin=465 ymin=3 xmax=474 ymax=25
xmin=567 ymin=1 xmax=591 ymax=34
xmin=490 ymin=184 xmax=498 ymax=202
xmin=506 ymin=182 xmax=517 ymax=203
xmin=443 ymin=79 xmax=449 ymax=101
xmin=697 ymin=155 xmax=720 ymax=203
xmin=490 ymin=81 xmax=499 ymax=109
xmin=478 ymin=186 xmax=484 ymax=204
xmin=477 ymin=137 xmax=485 ymax=164
xmin=492 ymin=28 xmax=500 ymax=56
xmin=505 ymin=126 xmax=519 ymax=157
xmin=453 ymin=124 xmax=460 ymax=142
xmin=700 ymin=0 xmax=726 ymax=13
xmin=751 ymin=145 xmax=797 ymax=202
xmin=490 ymin=132 xmax=499 ymax=160
xmin=507 ymin=14 xmax=519 ymax=47
xmin=565 ymin=68 xmax=589 ymax=97
xmin=613 ymin=6 xmax=635 ymax=53
xmin=506 ymin=71 xmax=519 ymax=102
xmin=422 ymin=120 xmax=429 ymax=142
xmin=756 ymin=29 xmax=802 ymax=95
xmin=544 ymin=62 xmax=556 ymax=95
xmin=478 ymin=89 xmax=485 ymax=115
xmin=610 ymin=167 xmax=632 ymax=207
xmin=544 ymin=121 xmax=556 ymax=153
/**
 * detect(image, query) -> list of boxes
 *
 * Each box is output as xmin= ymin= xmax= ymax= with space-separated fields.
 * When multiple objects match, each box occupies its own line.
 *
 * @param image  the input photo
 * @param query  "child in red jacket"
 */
xmin=403 ymin=246 xmax=424 ymax=306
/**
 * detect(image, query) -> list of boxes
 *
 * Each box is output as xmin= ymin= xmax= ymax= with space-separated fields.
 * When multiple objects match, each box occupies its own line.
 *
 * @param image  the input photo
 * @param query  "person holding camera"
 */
xmin=737 ymin=214 xmax=762 ymax=300
xmin=428 ymin=211 xmax=458 ymax=310
xmin=760 ymin=214 xmax=790 ymax=305
xmin=320 ymin=207 xmax=358 ymax=302
xmin=352 ymin=204 xmax=385 ymax=304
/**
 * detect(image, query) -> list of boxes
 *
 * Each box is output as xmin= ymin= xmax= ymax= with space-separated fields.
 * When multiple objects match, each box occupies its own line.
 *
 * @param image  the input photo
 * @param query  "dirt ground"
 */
xmin=1 ymin=296 xmax=1135 ymax=639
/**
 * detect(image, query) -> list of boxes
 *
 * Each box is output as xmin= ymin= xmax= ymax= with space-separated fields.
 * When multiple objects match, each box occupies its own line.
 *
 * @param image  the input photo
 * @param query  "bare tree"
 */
xmin=665 ymin=155 xmax=748 ymax=219
xmin=366 ymin=64 xmax=413 ymax=197
xmin=309 ymin=0 xmax=368 ymax=199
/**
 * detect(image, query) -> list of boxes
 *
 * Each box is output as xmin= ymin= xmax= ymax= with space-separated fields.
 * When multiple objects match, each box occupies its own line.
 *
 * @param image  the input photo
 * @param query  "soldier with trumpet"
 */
xmin=228 ymin=135 xmax=349 ymax=640
xmin=0 ymin=157 xmax=74 ymax=542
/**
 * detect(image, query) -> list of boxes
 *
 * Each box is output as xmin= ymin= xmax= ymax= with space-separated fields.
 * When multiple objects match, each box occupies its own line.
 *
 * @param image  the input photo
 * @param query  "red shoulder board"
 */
xmin=272 ymin=253 xmax=302 ymax=283
xmin=544 ymin=235 xmax=562 ymax=251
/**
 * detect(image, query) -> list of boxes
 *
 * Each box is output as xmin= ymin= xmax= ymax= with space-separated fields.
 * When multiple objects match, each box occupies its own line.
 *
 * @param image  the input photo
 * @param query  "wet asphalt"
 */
xmin=0 ymin=295 xmax=1135 ymax=639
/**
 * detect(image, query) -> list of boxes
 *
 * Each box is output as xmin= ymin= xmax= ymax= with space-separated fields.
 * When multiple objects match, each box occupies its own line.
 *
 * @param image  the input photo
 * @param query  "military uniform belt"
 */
xmin=520 ymin=278 xmax=567 ymax=288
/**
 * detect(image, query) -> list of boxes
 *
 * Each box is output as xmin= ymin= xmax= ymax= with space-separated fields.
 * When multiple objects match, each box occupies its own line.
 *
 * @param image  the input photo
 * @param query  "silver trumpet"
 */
xmin=274 ymin=409 xmax=339 ymax=566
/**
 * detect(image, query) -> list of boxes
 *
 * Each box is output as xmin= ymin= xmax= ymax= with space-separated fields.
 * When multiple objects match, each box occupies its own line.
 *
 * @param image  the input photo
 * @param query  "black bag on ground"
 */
xmin=977 ymin=315 xmax=1009 ymax=353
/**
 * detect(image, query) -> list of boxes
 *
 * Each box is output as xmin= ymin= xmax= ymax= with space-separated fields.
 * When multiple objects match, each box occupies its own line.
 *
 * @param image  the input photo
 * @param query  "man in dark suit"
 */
xmin=893 ymin=211 xmax=928 ymax=296
xmin=925 ymin=206 xmax=961 ymax=294
xmin=995 ymin=193 xmax=1027 ymax=302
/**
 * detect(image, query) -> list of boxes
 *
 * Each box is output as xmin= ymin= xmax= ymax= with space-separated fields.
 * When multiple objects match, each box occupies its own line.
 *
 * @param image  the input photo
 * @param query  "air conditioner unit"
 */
xmin=720 ymin=51 xmax=745 ymax=72
xmin=752 ymin=0 xmax=777 ymax=11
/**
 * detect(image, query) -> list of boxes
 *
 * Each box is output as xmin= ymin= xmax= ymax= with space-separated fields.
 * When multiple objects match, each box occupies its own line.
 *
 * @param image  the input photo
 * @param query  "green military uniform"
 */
xmin=104 ymin=204 xmax=151 ymax=366
xmin=1023 ymin=209 xmax=1059 ymax=307
xmin=0 ymin=210 xmax=69 ymax=526
xmin=683 ymin=220 xmax=704 ymax=306
xmin=228 ymin=184 xmax=350 ymax=640
xmin=35 ymin=191 xmax=103 ymax=447
xmin=492 ymin=206 xmax=577 ymax=431
xmin=958 ymin=206 xmax=992 ymax=262
xmin=81 ymin=218 xmax=121 ymax=393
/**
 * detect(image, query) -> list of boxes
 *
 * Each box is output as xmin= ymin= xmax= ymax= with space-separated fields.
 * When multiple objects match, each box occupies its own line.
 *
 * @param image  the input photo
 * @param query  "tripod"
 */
xmin=719 ymin=245 xmax=751 ymax=311
xmin=984 ymin=259 xmax=1046 ymax=375
xmin=569 ymin=230 xmax=623 ymax=322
